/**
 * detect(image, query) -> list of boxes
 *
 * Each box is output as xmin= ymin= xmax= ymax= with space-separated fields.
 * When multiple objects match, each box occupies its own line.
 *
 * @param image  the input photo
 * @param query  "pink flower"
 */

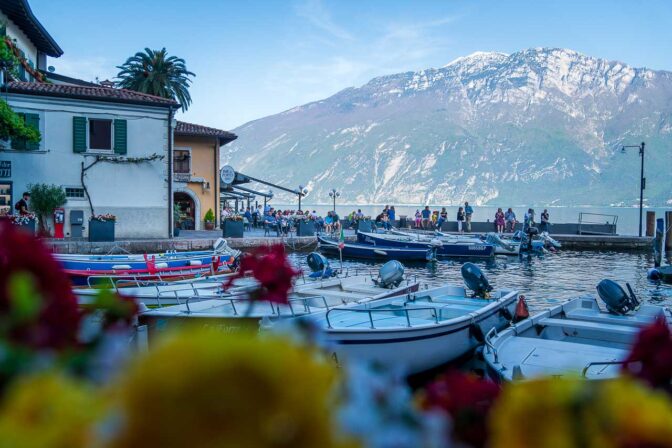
xmin=622 ymin=316 xmax=672 ymax=393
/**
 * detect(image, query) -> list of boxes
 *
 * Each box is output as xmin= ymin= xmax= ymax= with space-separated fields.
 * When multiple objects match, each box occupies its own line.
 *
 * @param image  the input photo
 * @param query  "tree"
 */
xmin=115 ymin=48 xmax=195 ymax=111
xmin=0 ymin=99 xmax=40 ymax=143
xmin=27 ymin=183 xmax=66 ymax=236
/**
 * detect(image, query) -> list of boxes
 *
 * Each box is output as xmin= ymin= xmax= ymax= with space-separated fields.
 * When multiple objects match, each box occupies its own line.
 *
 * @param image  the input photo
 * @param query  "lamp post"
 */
xmin=328 ymin=188 xmax=340 ymax=212
xmin=621 ymin=142 xmax=646 ymax=237
xmin=264 ymin=190 xmax=273 ymax=211
xmin=297 ymin=185 xmax=308 ymax=211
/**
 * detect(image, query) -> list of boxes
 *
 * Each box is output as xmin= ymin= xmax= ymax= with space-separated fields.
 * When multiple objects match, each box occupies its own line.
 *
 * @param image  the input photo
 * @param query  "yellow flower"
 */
xmin=108 ymin=326 xmax=358 ymax=448
xmin=489 ymin=377 xmax=672 ymax=448
xmin=0 ymin=372 xmax=103 ymax=448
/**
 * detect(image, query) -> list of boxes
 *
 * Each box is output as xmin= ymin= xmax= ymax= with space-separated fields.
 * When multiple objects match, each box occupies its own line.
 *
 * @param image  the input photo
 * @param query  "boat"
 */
xmin=483 ymin=279 xmax=672 ymax=382
xmin=283 ymin=263 xmax=520 ymax=374
xmin=135 ymin=261 xmax=423 ymax=343
xmin=392 ymin=228 xmax=521 ymax=255
xmin=357 ymin=230 xmax=495 ymax=258
xmin=318 ymin=235 xmax=438 ymax=261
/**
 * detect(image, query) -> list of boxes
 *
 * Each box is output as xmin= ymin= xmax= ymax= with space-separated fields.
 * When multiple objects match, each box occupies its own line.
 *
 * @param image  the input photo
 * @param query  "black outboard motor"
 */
xmin=306 ymin=252 xmax=334 ymax=279
xmin=596 ymin=279 xmax=640 ymax=315
xmin=461 ymin=262 xmax=493 ymax=298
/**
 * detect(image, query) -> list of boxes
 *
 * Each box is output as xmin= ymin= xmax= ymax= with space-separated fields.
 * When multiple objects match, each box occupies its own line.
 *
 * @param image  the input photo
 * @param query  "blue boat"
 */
xmin=356 ymin=231 xmax=495 ymax=258
xmin=317 ymin=236 xmax=437 ymax=261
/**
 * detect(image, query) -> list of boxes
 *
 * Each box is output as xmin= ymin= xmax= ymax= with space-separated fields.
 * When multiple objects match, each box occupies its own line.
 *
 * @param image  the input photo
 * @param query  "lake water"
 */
xmin=272 ymin=204 xmax=672 ymax=236
xmin=288 ymin=250 xmax=672 ymax=312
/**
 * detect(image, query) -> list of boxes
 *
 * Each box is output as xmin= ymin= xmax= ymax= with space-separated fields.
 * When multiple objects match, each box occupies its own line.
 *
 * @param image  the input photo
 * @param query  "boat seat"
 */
xmin=564 ymin=308 xmax=656 ymax=327
xmin=538 ymin=318 xmax=641 ymax=337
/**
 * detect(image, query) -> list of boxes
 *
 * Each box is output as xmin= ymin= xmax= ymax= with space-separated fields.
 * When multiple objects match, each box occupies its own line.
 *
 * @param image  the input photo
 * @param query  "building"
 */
xmin=173 ymin=121 xmax=237 ymax=230
xmin=0 ymin=0 xmax=178 ymax=238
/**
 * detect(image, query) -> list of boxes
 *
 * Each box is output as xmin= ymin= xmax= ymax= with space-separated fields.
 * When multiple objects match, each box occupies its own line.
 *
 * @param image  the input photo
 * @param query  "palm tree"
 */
xmin=116 ymin=48 xmax=195 ymax=111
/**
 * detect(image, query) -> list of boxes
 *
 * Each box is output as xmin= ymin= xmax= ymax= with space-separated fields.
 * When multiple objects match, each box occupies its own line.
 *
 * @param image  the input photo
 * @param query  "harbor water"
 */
xmin=288 ymin=250 xmax=672 ymax=312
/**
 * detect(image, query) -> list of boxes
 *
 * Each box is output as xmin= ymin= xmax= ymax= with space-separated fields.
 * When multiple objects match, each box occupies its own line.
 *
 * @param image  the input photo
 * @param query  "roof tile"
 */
xmin=175 ymin=120 xmax=237 ymax=145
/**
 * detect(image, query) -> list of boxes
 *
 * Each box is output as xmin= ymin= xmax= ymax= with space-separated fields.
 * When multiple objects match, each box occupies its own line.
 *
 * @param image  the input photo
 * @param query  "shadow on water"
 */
xmin=289 ymin=250 xmax=672 ymax=311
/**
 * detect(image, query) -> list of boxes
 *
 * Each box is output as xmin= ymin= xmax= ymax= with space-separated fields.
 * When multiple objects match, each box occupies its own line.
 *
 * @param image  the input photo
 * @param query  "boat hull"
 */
xmin=357 ymin=231 xmax=495 ymax=258
xmin=318 ymin=236 xmax=434 ymax=261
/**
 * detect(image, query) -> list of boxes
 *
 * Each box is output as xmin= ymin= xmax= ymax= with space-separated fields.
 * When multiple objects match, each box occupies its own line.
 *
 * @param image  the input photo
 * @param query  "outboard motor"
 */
xmin=596 ymin=279 xmax=640 ymax=315
xmin=485 ymin=232 xmax=515 ymax=253
xmin=306 ymin=252 xmax=334 ymax=279
xmin=539 ymin=231 xmax=561 ymax=250
xmin=461 ymin=262 xmax=493 ymax=298
xmin=647 ymin=268 xmax=662 ymax=282
xmin=375 ymin=260 xmax=405 ymax=289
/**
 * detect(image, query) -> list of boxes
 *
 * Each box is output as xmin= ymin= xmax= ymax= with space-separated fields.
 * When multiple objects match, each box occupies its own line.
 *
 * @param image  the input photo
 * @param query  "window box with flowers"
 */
xmin=296 ymin=217 xmax=316 ymax=237
xmin=89 ymin=214 xmax=116 ymax=242
xmin=9 ymin=213 xmax=37 ymax=234
xmin=222 ymin=215 xmax=244 ymax=238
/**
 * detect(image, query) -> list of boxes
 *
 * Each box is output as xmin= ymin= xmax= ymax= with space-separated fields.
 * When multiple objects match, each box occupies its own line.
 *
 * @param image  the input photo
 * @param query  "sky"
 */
xmin=31 ymin=0 xmax=672 ymax=130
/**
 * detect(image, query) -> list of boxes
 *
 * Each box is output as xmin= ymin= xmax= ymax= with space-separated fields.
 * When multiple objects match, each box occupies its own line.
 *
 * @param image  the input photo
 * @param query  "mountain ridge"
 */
xmin=222 ymin=47 xmax=672 ymax=206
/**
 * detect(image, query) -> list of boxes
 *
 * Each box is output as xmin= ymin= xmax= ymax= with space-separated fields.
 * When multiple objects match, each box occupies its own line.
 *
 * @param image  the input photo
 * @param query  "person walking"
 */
xmin=505 ymin=208 xmax=517 ymax=233
xmin=421 ymin=206 xmax=431 ymax=230
xmin=495 ymin=207 xmax=505 ymax=234
xmin=457 ymin=206 xmax=465 ymax=233
xmin=464 ymin=202 xmax=474 ymax=232
xmin=540 ymin=209 xmax=550 ymax=233
xmin=14 ymin=192 xmax=30 ymax=215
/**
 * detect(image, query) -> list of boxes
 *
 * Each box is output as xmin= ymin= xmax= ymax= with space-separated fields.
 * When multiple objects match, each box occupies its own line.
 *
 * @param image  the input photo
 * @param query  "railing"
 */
xmin=581 ymin=360 xmax=631 ymax=377
xmin=578 ymin=213 xmax=618 ymax=235
xmin=281 ymin=295 xmax=332 ymax=316
xmin=325 ymin=306 xmax=440 ymax=329
xmin=484 ymin=327 xmax=499 ymax=363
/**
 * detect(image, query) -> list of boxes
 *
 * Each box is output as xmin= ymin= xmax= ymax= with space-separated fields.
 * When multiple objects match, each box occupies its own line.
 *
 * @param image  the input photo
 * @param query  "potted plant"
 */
xmin=173 ymin=204 xmax=181 ymax=237
xmin=9 ymin=212 xmax=37 ymax=234
xmin=222 ymin=214 xmax=244 ymax=238
xmin=204 ymin=208 xmax=215 ymax=231
xmin=89 ymin=213 xmax=116 ymax=242
xmin=27 ymin=183 xmax=66 ymax=237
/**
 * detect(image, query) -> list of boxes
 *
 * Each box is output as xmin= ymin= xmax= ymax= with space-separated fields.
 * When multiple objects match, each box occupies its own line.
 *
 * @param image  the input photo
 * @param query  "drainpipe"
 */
xmin=214 ymin=137 xmax=219 ymax=228
xmin=167 ymin=106 xmax=175 ymax=238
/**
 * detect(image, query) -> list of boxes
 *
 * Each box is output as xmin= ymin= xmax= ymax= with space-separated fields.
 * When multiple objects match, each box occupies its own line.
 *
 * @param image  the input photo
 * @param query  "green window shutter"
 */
xmin=73 ymin=117 xmax=87 ymax=153
xmin=18 ymin=50 xmax=26 ymax=81
xmin=24 ymin=113 xmax=40 ymax=150
xmin=113 ymin=119 xmax=127 ymax=155
xmin=11 ymin=113 xmax=27 ymax=150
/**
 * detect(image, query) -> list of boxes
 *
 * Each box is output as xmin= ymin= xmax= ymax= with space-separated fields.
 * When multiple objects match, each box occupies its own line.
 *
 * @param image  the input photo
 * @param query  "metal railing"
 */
xmin=581 ymin=360 xmax=631 ymax=377
xmin=325 ymin=306 xmax=440 ymax=329
xmin=578 ymin=213 xmax=618 ymax=235
xmin=484 ymin=327 xmax=499 ymax=363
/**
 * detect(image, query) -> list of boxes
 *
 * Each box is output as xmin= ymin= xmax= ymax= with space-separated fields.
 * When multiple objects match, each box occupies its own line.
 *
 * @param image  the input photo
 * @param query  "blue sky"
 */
xmin=31 ymin=0 xmax=672 ymax=130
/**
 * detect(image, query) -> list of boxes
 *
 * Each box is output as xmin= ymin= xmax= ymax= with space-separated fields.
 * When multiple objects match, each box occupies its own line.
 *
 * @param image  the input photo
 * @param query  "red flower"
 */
xmin=622 ymin=316 xmax=672 ymax=393
xmin=226 ymin=244 xmax=300 ymax=304
xmin=420 ymin=370 xmax=500 ymax=448
xmin=0 ymin=221 xmax=82 ymax=350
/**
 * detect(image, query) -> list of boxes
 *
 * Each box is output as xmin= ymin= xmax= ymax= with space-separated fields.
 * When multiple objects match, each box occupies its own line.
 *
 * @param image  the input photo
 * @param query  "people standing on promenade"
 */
xmin=388 ymin=206 xmax=396 ymax=223
xmin=414 ymin=210 xmax=422 ymax=228
xmin=524 ymin=208 xmax=535 ymax=232
xmin=540 ymin=209 xmax=550 ymax=233
xmin=457 ymin=206 xmax=465 ymax=233
xmin=495 ymin=207 xmax=505 ymax=234
xmin=464 ymin=202 xmax=474 ymax=232
xmin=421 ymin=206 xmax=431 ymax=229
xmin=505 ymin=208 xmax=517 ymax=233
xmin=437 ymin=207 xmax=448 ymax=230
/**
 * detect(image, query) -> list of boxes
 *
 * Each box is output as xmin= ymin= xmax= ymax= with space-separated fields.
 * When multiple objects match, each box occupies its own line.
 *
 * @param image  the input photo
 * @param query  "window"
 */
xmin=89 ymin=119 xmax=112 ymax=150
xmin=11 ymin=113 xmax=40 ymax=151
xmin=65 ymin=187 xmax=85 ymax=199
xmin=174 ymin=149 xmax=191 ymax=174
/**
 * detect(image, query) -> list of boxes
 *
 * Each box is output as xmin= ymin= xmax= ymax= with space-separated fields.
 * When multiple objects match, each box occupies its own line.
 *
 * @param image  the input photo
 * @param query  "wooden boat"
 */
xmin=357 ymin=231 xmax=495 ymax=258
xmin=483 ymin=287 xmax=672 ymax=382
xmin=299 ymin=283 xmax=519 ymax=374
xmin=318 ymin=235 xmax=437 ymax=261
xmin=392 ymin=228 xmax=521 ymax=255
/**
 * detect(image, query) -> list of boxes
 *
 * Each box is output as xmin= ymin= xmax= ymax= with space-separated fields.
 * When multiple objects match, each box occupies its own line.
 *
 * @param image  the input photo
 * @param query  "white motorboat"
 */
xmin=483 ymin=280 xmax=672 ymax=382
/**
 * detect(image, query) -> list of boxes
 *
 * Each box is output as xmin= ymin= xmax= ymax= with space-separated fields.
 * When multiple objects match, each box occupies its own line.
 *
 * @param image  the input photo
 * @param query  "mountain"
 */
xmin=222 ymin=48 xmax=672 ymax=206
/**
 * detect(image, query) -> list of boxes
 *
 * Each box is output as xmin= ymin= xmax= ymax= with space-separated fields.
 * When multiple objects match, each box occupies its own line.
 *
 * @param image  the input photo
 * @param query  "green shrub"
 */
xmin=204 ymin=208 xmax=215 ymax=223
xmin=27 ymin=183 xmax=66 ymax=236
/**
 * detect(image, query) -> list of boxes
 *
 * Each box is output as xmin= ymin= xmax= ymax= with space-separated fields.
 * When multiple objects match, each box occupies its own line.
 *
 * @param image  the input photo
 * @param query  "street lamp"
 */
xmin=328 ymin=188 xmax=340 ymax=212
xmin=264 ymin=190 xmax=273 ymax=210
xmin=621 ymin=142 xmax=646 ymax=237
xmin=297 ymin=185 xmax=308 ymax=211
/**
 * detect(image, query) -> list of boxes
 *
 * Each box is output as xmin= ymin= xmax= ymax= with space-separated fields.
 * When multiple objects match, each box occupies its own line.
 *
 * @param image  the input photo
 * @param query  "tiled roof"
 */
xmin=175 ymin=120 xmax=237 ymax=146
xmin=6 ymin=81 xmax=179 ymax=108
xmin=0 ymin=0 xmax=63 ymax=57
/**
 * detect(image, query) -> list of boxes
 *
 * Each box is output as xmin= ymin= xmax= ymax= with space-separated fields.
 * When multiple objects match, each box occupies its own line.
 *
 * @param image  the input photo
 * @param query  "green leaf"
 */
xmin=7 ymin=272 xmax=42 ymax=323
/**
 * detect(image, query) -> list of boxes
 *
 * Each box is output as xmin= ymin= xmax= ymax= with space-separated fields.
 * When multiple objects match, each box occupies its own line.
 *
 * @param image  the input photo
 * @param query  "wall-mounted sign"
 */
xmin=220 ymin=165 xmax=236 ymax=185
xmin=0 ymin=161 xmax=10 ymax=178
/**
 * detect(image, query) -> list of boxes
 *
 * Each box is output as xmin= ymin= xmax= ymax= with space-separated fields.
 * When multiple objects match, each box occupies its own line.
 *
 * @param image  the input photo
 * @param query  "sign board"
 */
xmin=0 ymin=161 xmax=10 ymax=178
xmin=220 ymin=165 xmax=236 ymax=185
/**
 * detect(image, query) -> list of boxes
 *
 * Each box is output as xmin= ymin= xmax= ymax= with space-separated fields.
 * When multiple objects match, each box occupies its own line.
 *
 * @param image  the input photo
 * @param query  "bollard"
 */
xmin=666 ymin=211 xmax=672 ymax=255
xmin=646 ymin=211 xmax=656 ymax=237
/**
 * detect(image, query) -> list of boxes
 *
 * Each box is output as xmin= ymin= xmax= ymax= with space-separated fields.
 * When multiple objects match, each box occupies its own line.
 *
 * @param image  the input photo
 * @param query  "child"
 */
xmin=457 ymin=207 xmax=465 ymax=233
xmin=414 ymin=209 xmax=422 ymax=228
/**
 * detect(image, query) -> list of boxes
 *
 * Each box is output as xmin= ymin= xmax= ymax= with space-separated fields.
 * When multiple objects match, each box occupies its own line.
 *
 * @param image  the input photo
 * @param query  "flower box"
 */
xmin=17 ymin=218 xmax=36 ymax=235
xmin=222 ymin=219 xmax=244 ymax=238
xmin=296 ymin=220 xmax=316 ymax=237
xmin=89 ymin=219 xmax=115 ymax=242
